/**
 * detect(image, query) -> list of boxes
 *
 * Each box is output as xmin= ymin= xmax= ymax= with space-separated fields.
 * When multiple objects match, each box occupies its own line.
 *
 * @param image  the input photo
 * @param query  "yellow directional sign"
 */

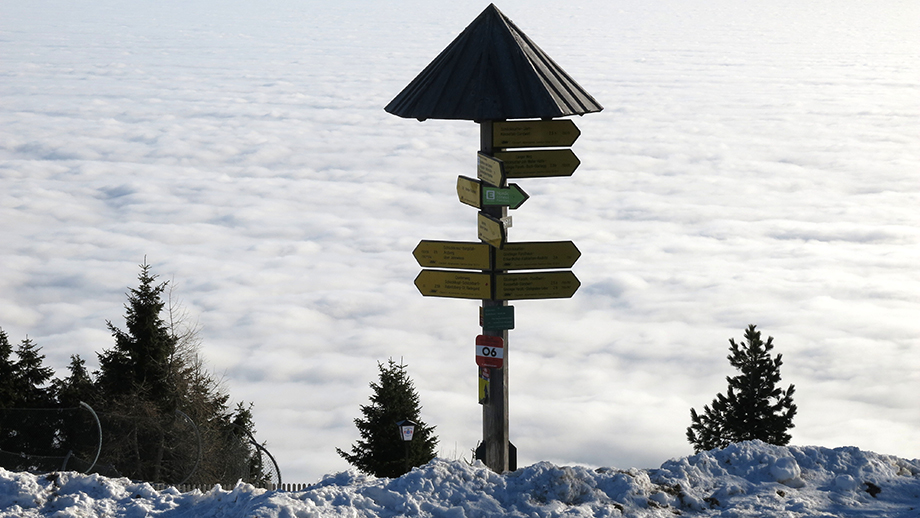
xmin=478 ymin=212 xmax=507 ymax=249
xmin=477 ymin=152 xmax=505 ymax=187
xmin=492 ymin=119 xmax=580 ymax=148
xmin=414 ymin=270 xmax=492 ymax=299
xmin=413 ymin=240 xmax=490 ymax=270
xmin=493 ymin=149 xmax=580 ymax=178
xmin=414 ymin=240 xmax=581 ymax=271
xmin=496 ymin=241 xmax=581 ymax=270
xmin=494 ymin=271 xmax=580 ymax=300
xmin=457 ymin=175 xmax=481 ymax=208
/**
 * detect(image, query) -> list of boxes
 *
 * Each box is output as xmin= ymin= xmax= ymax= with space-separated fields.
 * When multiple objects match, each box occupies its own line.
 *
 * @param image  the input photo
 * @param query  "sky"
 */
xmin=1 ymin=0 xmax=918 ymax=484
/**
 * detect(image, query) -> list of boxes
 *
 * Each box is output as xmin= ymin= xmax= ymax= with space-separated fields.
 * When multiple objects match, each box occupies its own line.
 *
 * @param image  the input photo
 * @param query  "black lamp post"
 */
xmin=397 ymin=419 xmax=417 ymax=473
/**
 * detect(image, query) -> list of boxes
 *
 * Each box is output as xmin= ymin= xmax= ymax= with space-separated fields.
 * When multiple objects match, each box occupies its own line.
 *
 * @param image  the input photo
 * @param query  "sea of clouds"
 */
xmin=1 ymin=0 xmax=918 ymax=482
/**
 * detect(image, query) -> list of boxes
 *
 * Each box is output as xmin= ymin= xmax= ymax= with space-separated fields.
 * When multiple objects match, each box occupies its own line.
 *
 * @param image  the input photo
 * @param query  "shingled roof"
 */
xmin=384 ymin=4 xmax=603 ymax=121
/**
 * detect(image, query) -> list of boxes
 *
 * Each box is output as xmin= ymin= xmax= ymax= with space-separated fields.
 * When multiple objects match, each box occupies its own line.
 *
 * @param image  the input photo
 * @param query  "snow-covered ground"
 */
xmin=2 ymin=0 xmax=919 ymax=484
xmin=2 ymin=442 xmax=919 ymax=517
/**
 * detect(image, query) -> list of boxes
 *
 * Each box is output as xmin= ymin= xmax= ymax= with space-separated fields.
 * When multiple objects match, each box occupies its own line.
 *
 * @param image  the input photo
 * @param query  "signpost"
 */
xmin=493 ymin=149 xmax=580 ymax=178
xmin=475 ymin=335 xmax=504 ymax=369
xmin=413 ymin=240 xmax=490 ymax=270
xmin=477 ymin=152 xmax=505 ymax=187
xmin=458 ymin=176 xmax=529 ymax=210
xmin=414 ymin=270 xmax=491 ymax=299
xmin=385 ymin=3 xmax=601 ymax=474
xmin=494 ymin=271 xmax=581 ymax=300
xmin=492 ymin=120 xmax=580 ymax=148
xmin=477 ymin=212 xmax=508 ymax=249
xmin=457 ymin=176 xmax=481 ymax=208
xmin=481 ymin=305 xmax=514 ymax=330
xmin=483 ymin=184 xmax=528 ymax=209
xmin=496 ymin=241 xmax=581 ymax=270
xmin=413 ymin=240 xmax=580 ymax=271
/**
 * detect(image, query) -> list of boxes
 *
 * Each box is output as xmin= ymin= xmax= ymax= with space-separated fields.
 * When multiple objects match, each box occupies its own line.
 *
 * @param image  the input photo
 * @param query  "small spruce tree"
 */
xmin=337 ymin=359 xmax=438 ymax=478
xmin=55 ymin=354 xmax=98 ymax=408
xmin=12 ymin=337 xmax=57 ymax=408
xmin=687 ymin=324 xmax=797 ymax=452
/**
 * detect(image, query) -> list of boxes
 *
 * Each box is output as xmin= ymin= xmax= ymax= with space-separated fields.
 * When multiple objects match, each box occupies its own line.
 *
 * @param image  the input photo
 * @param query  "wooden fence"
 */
xmin=153 ymin=482 xmax=311 ymax=493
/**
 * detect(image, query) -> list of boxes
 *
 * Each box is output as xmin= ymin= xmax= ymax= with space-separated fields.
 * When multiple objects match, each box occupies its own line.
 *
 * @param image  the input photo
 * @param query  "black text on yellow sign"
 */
xmin=492 ymin=119 xmax=580 ymax=148
xmin=414 ymin=269 xmax=580 ymax=300
xmin=477 ymin=212 xmax=507 ymax=249
xmin=413 ymin=240 xmax=581 ymax=270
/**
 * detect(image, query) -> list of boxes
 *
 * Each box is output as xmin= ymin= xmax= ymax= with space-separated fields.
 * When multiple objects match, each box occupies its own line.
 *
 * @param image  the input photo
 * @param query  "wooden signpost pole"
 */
xmin=385 ymin=3 xmax=601 ymax=475
xmin=480 ymin=120 xmax=510 ymax=473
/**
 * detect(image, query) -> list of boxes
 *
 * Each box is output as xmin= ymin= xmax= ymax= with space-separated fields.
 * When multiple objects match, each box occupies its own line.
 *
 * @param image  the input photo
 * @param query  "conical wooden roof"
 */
xmin=385 ymin=4 xmax=603 ymax=121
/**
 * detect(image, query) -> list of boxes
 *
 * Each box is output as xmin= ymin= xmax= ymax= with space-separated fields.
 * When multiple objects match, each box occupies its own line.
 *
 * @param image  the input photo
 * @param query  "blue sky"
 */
xmin=1 ymin=0 xmax=918 ymax=482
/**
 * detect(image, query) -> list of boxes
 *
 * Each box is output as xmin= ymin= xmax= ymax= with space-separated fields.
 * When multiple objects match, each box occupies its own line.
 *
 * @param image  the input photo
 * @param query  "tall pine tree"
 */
xmin=687 ymin=325 xmax=797 ymax=452
xmin=337 ymin=359 xmax=438 ymax=478
xmin=97 ymin=261 xmax=177 ymax=407
xmin=90 ymin=262 xmax=264 ymax=484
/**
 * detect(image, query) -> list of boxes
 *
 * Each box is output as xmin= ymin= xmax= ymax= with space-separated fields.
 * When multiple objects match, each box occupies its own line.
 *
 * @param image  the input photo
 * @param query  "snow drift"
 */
xmin=1 ymin=441 xmax=918 ymax=517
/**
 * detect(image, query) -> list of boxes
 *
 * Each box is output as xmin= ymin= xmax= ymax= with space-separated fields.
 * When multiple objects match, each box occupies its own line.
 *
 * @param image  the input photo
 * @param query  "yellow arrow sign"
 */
xmin=494 ymin=271 xmax=580 ymax=300
xmin=413 ymin=241 xmax=581 ymax=270
xmin=414 ymin=270 xmax=492 ymax=299
xmin=496 ymin=241 xmax=581 ymax=270
xmin=493 ymin=149 xmax=580 ymax=178
xmin=457 ymin=175 xmax=481 ymax=208
xmin=492 ymin=119 xmax=580 ymax=148
xmin=413 ymin=241 xmax=490 ymax=270
xmin=477 ymin=153 xmax=505 ymax=187
xmin=478 ymin=212 xmax=507 ymax=249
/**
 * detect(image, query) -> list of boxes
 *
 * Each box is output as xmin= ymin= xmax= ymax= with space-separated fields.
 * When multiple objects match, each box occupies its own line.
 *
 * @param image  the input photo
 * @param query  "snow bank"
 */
xmin=1 ymin=442 xmax=918 ymax=517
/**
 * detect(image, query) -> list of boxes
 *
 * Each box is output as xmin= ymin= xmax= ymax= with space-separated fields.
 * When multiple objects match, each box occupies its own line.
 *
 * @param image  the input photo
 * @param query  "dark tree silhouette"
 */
xmin=338 ymin=359 xmax=438 ymax=477
xmin=687 ymin=325 xmax=797 ymax=452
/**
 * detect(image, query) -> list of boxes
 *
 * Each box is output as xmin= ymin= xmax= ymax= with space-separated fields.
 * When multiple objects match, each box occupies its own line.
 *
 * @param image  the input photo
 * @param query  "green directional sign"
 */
xmin=492 ymin=119 xmax=580 ymax=148
xmin=495 ymin=241 xmax=581 ymax=270
xmin=483 ymin=184 xmax=529 ymax=210
xmin=493 ymin=149 xmax=580 ymax=178
xmin=415 ymin=270 xmax=492 ymax=299
xmin=477 ymin=152 xmax=505 ymax=187
xmin=458 ymin=177 xmax=529 ymax=210
xmin=413 ymin=240 xmax=491 ymax=270
xmin=478 ymin=212 xmax=507 ymax=249
xmin=494 ymin=271 xmax=580 ymax=300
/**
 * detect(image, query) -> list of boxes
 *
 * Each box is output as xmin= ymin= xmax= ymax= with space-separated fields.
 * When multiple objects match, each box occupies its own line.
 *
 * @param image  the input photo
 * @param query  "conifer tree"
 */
xmin=0 ymin=334 xmax=58 ymax=469
xmin=55 ymin=355 xmax=98 ymax=408
xmin=0 ymin=328 xmax=15 ymax=408
xmin=337 ymin=359 xmax=438 ymax=477
xmin=97 ymin=261 xmax=177 ymax=406
xmin=12 ymin=337 xmax=57 ymax=408
xmin=687 ymin=325 xmax=797 ymax=452
xmin=90 ymin=262 xmax=264 ymax=484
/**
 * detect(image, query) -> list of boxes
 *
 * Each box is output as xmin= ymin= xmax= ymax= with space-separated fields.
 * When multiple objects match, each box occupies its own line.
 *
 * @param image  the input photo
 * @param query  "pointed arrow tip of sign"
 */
xmin=509 ymin=183 xmax=529 ymax=210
